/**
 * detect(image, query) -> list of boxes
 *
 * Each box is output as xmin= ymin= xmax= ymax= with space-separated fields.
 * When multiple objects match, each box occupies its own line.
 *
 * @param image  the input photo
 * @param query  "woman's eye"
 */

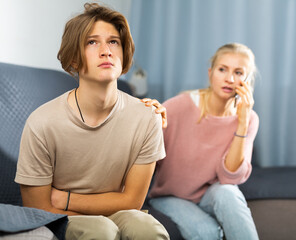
xmin=219 ymin=68 xmax=225 ymax=72
xmin=235 ymin=71 xmax=243 ymax=76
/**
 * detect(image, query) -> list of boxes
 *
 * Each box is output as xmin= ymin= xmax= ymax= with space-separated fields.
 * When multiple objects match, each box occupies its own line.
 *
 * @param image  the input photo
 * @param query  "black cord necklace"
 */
xmin=74 ymin=88 xmax=85 ymax=122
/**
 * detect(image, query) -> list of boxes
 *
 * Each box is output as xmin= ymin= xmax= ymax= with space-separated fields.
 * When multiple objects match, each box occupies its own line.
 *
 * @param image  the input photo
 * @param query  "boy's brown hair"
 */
xmin=57 ymin=3 xmax=135 ymax=76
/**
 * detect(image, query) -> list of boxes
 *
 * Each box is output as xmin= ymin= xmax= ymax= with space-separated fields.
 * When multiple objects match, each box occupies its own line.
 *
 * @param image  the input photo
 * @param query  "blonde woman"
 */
xmin=146 ymin=43 xmax=259 ymax=240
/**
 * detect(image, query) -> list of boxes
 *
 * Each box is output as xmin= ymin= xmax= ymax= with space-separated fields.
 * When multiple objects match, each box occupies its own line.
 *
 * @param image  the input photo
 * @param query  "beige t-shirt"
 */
xmin=15 ymin=90 xmax=165 ymax=194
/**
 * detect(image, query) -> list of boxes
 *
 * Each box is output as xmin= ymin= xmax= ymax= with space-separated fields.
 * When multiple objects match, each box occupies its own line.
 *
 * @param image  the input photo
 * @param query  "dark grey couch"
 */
xmin=1 ymin=62 xmax=296 ymax=240
xmin=239 ymin=166 xmax=296 ymax=240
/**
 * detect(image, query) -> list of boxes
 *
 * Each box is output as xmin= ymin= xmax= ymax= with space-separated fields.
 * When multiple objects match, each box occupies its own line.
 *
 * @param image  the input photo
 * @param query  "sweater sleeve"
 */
xmin=217 ymin=110 xmax=260 ymax=185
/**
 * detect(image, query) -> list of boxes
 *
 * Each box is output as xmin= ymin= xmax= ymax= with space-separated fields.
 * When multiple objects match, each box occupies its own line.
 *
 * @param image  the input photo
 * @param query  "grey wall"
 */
xmin=0 ymin=0 xmax=131 ymax=71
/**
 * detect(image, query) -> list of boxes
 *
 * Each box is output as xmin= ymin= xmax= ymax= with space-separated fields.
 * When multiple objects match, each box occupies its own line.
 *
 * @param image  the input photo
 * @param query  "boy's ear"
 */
xmin=71 ymin=62 xmax=78 ymax=70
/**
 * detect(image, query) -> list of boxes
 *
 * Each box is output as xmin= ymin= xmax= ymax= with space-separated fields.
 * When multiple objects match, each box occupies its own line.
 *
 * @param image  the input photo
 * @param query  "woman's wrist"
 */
xmin=234 ymin=132 xmax=248 ymax=138
xmin=236 ymin=123 xmax=248 ymax=135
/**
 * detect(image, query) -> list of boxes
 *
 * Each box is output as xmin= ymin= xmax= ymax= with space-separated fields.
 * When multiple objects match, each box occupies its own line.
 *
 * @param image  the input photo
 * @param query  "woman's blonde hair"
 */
xmin=57 ymin=3 xmax=135 ymax=76
xmin=197 ymin=43 xmax=257 ymax=122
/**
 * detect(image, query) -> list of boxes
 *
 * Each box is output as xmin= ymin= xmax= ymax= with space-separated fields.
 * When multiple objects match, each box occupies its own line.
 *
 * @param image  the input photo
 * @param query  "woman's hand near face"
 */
xmin=225 ymin=80 xmax=254 ymax=172
xmin=141 ymin=98 xmax=167 ymax=128
xmin=235 ymin=80 xmax=254 ymax=128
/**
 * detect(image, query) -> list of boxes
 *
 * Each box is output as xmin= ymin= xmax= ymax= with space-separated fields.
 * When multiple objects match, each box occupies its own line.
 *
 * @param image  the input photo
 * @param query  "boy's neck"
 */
xmin=69 ymin=81 xmax=118 ymax=126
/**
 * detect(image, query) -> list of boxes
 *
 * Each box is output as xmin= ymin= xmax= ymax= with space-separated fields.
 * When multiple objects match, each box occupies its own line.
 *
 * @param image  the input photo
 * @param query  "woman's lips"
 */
xmin=222 ymin=86 xmax=233 ymax=93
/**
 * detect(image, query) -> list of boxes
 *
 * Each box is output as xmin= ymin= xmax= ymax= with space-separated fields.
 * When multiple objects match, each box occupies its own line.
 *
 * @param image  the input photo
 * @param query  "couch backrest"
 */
xmin=0 ymin=62 xmax=78 ymax=205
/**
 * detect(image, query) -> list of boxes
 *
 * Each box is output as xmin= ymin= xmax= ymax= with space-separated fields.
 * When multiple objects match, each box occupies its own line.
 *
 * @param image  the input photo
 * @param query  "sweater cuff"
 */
xmin=218 ymin=152 xmax=252 ymax=184
xmin=221 ymin=159 xmax=248 ymax=178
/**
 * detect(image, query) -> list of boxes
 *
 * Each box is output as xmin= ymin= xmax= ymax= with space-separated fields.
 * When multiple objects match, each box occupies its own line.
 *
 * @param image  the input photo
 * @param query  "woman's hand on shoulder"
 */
xmin=141 ymin=98 xmax=167 ymax=128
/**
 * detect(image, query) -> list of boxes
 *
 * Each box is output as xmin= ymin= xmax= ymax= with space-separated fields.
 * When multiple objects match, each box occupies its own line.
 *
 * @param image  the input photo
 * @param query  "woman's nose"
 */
xmin=226 ymin=74 xmax=235 ymax=83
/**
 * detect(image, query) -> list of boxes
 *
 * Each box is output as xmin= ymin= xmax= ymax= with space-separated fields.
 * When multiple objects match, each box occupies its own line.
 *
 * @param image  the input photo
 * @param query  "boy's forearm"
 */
xmin=20 ymin=184 xmax=81 ymax=216
xmin=67 ymin=191 xmax=141 ymax=216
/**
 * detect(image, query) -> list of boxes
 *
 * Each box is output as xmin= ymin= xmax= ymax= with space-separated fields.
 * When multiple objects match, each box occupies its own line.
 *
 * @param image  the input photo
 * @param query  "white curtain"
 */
xmin=129 ymin=0 xmax=296 ymax=167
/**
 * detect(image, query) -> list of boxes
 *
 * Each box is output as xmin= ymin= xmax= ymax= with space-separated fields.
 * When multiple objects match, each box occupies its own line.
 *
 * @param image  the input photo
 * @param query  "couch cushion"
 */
xmin=0 ymin=226 xmax=57 ymax=240
xmin=239 ymin=167 xmax=296 ymax=200
xmin=0 ymin=204 xmax=68 ymax=240
xmin=0 ymin=151 xmax=22 ymax=206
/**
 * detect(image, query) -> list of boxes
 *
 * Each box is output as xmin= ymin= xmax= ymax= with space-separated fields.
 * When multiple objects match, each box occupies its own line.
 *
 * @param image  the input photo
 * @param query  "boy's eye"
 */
xmin=88 ymin=40 xmax=96 ymax=45
xmin=110 ymin=40 xmax=119 ymax=45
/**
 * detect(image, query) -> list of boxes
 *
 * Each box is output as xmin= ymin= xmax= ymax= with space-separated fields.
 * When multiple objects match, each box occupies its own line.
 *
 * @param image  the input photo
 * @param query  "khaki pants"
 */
xmin=66 ymin=209 xmax=170 ymax=240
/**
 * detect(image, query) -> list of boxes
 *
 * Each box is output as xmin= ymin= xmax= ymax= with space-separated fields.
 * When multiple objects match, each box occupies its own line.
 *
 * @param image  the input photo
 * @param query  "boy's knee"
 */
xmin=66 ymin=215 xmax=120 ymax=240
xmin=115 ymin=210 xmax=170 ymax=240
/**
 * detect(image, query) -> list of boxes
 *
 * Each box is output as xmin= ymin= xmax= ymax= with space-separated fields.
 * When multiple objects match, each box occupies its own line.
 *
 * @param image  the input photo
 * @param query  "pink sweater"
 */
xmin=149 ymin=93 xmax=259 ymax=203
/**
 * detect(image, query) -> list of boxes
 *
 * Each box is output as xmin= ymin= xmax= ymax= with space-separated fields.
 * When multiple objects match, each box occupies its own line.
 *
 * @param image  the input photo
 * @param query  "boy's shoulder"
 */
xmin=120 ymin=91 xmax=154 ymax=113
xmin=119 ymin=90 xmax=161 ymax=122
xmin=27 ymin=92 xmax=68 ymax=126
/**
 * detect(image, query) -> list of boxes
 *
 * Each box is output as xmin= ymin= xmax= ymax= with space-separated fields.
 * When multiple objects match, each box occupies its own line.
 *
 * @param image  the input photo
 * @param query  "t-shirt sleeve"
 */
xmin=217 ymin=111 xmax=260 ymax=184
xmin=135 ymin=111 xmax=166 ymax=164
xmin=15 ymin=118 xmax=53 ymax=186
